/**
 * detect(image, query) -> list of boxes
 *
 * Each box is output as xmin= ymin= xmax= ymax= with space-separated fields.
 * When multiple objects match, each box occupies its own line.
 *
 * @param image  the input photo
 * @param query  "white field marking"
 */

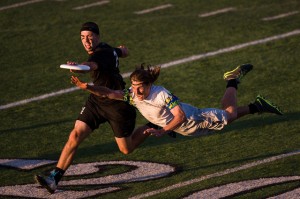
xmin=72 ymin=0 xmax=110 ymax=10
xmin=268 ymin=187 xmax=300 ymax=199
xmin=262 ymin=11 xmax=299 ymax=21
xmin=134 ymin=4 xmax=173 ymax=15
xmin=0 ymin=0 xmax=44 ymax=11
xmin=1 ymin=29 xmax=300 ymax=111
xmin=0 ymin=159 xmax=56 ymax=170
xmin=199 ymin=7 xmax=236 ymax=17
xmin=130 ymin=150 xmax=300 ymax=199
xmin=0 ymin=87 xmax=79 ymax=110
xmin=183 ymin=176 xmax=300 ymax=199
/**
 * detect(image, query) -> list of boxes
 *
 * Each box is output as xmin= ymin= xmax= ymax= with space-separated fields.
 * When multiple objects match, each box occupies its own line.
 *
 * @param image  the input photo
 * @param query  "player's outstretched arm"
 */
xmin=144 ymin=105 xmax=186 ymax=137
xmin=71 ymin=76 xmax=124 ymax=100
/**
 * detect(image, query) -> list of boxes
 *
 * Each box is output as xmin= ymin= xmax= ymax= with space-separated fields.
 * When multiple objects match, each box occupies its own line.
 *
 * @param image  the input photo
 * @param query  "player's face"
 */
xmin=131 ymin=80 xmax=151 ymax=101
xmin=80 ymin=31 xmax=99 ymax=54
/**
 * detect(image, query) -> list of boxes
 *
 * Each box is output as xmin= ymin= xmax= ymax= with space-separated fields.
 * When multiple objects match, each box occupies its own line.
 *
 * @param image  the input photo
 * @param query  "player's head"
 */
xmin=80 ymin=22 xmax=100 ymax=54
xmin=130 ymin=64 xmax=161 ymax=100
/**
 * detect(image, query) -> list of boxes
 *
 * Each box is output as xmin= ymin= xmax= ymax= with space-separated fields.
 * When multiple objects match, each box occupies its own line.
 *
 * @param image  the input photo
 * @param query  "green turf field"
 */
xmin=0 ymin=0 xmax=299 ymax=198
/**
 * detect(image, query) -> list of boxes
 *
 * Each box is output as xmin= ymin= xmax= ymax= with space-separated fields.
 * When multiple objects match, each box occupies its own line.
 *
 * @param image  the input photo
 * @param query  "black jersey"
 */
xmin=78 ymin=42 xmax=137 ymax=137
xmin=88 ymin=42 xmax=126 ymax=104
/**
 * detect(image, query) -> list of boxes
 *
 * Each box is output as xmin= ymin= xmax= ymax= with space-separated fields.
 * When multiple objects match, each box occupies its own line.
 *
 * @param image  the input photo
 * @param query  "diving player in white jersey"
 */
xmin=71 ymin=64 xmax=283 ymax=137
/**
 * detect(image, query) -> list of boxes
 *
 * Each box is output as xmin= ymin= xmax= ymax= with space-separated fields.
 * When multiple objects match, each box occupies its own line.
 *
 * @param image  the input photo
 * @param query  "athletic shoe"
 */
xmin=34 ymin=174 xmax=57 ymax=194
xmin=223 ymin=64 xmax=253 ymax=83
xmin=254 ymin=95 xmax=283 ymax=115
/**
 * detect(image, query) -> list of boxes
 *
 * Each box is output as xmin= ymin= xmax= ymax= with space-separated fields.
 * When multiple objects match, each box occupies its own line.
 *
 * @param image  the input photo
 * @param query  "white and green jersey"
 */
xmin=124 ymin=85 xmax=228 ymax=136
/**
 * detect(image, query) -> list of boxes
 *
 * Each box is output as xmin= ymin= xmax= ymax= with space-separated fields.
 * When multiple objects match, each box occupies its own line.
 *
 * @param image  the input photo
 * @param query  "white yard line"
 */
xmin=262 ymin=11 xmax=299 ymax=21
xmin=0 ymin=0 xmax=44 ymax=11
xmin=199 ymin=7 xmax=236 ymax=17
xmin=1 ymin=29 xmax=300 ymax=110
xmin=134 ymin=4 xmax=173 ymax=15
xmin=72 ymin=0 xmax=109 ymax=10
xmin=129 ymin=150 xmax=300 ymax=199
xmin=0 ymin=87 xmax=79 ymax=110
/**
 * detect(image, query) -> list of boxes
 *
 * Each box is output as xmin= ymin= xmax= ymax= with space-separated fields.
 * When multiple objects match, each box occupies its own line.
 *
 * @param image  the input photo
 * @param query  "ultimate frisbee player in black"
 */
xmin=34 ymin=22 xmax=151 ymax=194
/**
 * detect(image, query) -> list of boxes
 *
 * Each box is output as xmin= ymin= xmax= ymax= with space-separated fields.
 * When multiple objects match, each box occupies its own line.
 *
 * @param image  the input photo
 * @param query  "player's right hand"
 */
xmin=67 ymin=61 xmax=78 ymax=65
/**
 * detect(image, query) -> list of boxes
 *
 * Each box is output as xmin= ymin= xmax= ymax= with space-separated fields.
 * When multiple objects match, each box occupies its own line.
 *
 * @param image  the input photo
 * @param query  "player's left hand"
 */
xmin=71 ymin=76 xmax=88 ymax=90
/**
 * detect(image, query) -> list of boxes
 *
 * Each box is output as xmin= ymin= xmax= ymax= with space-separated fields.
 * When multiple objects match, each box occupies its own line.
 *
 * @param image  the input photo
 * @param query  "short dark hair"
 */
xmin=80 ymin=22 xmax=100 ymax=35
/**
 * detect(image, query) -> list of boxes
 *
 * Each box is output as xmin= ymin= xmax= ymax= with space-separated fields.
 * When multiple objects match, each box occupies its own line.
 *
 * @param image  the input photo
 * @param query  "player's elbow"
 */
xmin=119 ymin=46 xmax=129 ymax=58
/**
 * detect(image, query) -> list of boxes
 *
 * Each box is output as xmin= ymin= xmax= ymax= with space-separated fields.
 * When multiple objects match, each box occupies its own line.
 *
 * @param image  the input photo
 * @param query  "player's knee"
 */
xmin=226 ymin=111 xmax=237 ymax=123
xmin=119 ymin=147 xmax=133 ymax=155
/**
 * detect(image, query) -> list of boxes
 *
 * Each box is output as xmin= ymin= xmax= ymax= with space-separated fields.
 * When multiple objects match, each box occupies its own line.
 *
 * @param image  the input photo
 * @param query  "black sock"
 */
xmin=226 ymin=79 xmax=238 ymax=90
xmin=248 ymin=103 xmax=258 ymax=114
xmin=51 ymin=167 xmax=65 ymax=184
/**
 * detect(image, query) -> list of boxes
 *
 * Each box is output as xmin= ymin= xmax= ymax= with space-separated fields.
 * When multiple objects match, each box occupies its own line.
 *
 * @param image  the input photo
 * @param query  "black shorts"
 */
xmin=77 ymin=95 xmax=136 ymax=138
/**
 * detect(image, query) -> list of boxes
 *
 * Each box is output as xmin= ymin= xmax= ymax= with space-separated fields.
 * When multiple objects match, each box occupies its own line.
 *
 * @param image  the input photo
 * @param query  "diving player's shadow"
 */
xmin=221 ymin=111 xmax=298 ymax=133
xmin=40 ymin=111 xmax=299 ymax=159
xmin=76 ymin=111 xmax=296 ymax=158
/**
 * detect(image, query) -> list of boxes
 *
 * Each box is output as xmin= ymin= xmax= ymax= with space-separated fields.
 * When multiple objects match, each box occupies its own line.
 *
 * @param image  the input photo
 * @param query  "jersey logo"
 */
xmin=113 ymin=50 xmax=119 ymax=68
xmin=80 ymin=107 xmax=86 ymax=114
xmin=123 ymin=88 xmax=134 ymax=105
xmin=165 ymin=93 xmax=179 ymax=110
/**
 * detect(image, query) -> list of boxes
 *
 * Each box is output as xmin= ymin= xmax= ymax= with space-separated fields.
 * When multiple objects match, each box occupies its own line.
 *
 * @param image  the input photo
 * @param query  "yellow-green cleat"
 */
xmin=254 ymin=95 xmax=283 ymax=115
xmin=223 ymin=64 xmax=253 ymax=83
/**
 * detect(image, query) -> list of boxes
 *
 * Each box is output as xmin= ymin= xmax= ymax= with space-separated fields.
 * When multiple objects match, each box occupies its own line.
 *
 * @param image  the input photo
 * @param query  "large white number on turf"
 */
xmin=1 ymin=159 xmax=300 ymax=198
xmin=183 ymin=176 xmax=300 ymax=199
xmin=0 ymin=159 xmax=176 ymax=198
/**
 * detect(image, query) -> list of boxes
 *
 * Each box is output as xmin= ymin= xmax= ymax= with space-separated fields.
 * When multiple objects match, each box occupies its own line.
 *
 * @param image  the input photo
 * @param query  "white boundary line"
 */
xmin=199 ymin=7 xmax=236 ymax=17
xmin=262 ymin=11 xmax=299 ymax=21
xmin=134 ymin=4 xmax=173 ymax=15
xmin=0 ymin=87 xmax=79 ymax=110
xmin=1 ymin=29 xmax=300 ymax=110
xmin=0 ymin=0 xmax=44 ymax=11
xmin=72 ymin=1 xmax=110 ymax=10
xmin=118 ymin=29 xmax=300 ymax=78
xmin=130 ymin=150 xmax=300 ymax=199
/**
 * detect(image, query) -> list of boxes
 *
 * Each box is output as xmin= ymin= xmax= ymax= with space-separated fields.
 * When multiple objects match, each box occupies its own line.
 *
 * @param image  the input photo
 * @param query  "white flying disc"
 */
xmin=60 ymin=64 xmax=90 ymax=71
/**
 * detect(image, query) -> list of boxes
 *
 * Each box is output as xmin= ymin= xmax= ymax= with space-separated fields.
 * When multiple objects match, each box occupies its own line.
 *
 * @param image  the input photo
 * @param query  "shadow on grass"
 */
xmin=0 ymin=119 xmax=74 ymax=134
xmin=221 ymin=111 xmax=299 ymax=133
xmin=39 ymin=142 xmax=121 ymax=160
xmin=40 ymin=112 xmax=299 ymax=159
xmin=1 ymin=112 xmax=299 ymax=159
xmin=40 ymin=133 xmax=181 ymax=159
xmin=1 ymin=112 xmax=298 ymax=135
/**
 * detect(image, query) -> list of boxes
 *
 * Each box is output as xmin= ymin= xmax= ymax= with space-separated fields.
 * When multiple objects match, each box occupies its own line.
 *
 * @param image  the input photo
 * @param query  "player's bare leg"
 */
xmin=222 ymin=64 xmax=253 ymax=123
xmin=221 ymin=87 xmax=238 ymax=123
xmin=115 ymin=125 xmax=150 ymax=154
xmin=35 ymin=120 xmax=92 ymax=194
xmin=223 ymin=64 xmax=282 ymax=120
xmin=236 ymin=106 xmax=251 ymax=119
xmin=57 ymin=120 xmax=92 ymax=170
